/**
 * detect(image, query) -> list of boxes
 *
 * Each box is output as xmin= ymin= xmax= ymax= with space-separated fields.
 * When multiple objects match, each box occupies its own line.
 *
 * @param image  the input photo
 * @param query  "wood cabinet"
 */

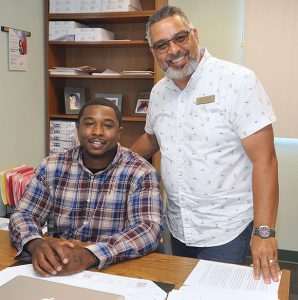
xmin=46 ymin=0 xmax=167 ymax=166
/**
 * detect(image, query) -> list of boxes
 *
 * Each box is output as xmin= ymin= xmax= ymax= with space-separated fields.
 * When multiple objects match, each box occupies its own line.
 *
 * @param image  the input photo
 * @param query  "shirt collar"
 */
xmin=163 ymin=48 xmax=211 ymax=91
xmin=77 ymin=143 xmax=123 ymax=175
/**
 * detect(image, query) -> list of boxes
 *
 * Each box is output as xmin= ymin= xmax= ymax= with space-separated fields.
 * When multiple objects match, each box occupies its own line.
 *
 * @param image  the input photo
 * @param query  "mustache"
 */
xmin=166 ymin=50 xmax=189 ymax=64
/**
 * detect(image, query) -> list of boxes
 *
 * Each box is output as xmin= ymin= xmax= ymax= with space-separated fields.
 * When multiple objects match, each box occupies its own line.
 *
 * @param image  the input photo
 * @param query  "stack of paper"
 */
xmin=49 ymin=66 xmax=96 ymax=75
xmin=92 ymin=69 xmax=121 ymax=76
xmin=168 ymin=260 xmax=280 ymax=300
xmin=0 ymin=264 xmax=167 ymax=300
xmin=121 ymin=70 xmax=154 ymax=77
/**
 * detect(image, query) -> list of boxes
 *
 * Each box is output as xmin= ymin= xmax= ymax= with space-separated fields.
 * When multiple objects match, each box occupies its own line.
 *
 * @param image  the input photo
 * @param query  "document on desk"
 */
xmin=0 ymin=264 xmax=167 ymax=300
xmin=168 ymin=260 xmax=280 ymax=300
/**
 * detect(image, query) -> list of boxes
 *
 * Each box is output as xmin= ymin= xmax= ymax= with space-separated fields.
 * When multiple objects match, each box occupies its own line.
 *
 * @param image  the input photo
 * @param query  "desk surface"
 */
xmin=0 ymin=230 xmax=290 ymax=299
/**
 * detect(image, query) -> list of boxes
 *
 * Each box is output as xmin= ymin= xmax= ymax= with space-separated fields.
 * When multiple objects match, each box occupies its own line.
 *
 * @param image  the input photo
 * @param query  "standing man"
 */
xmin=10 ymin=98 xmax=162 ymax=277
xmin=131 ymin=6 xmax=279 ymax=283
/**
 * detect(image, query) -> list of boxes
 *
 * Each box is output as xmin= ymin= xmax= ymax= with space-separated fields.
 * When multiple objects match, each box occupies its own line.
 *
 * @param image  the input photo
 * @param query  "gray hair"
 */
xmin=146 ymin=6 xmax=193 ymax=47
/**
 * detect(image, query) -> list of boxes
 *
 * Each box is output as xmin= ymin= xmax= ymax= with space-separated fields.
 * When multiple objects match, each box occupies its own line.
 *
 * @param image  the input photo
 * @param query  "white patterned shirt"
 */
xmin=145 ymin=49 xmax=276 ymax=246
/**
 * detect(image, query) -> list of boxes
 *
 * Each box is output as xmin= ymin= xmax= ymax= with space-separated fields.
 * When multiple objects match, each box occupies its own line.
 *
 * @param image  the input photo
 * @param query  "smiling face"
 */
xmin=77 ymin=104 xmax=122 ymax=170
xmin=150 ymin=15 xmax=201 ymax=87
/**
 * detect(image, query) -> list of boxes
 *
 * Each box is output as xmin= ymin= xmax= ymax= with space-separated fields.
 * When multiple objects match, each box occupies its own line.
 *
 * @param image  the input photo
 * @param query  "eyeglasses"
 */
xmin=151 ymin=29 xmax=193 ymax=54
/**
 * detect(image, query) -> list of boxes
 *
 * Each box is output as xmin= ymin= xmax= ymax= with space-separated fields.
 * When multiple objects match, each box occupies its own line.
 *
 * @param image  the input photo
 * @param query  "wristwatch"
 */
xmin=253 ymin=226 xmax=275 ymax=239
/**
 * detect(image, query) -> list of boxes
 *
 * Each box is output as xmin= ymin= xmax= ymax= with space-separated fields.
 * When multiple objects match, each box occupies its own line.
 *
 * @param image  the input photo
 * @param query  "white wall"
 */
xmin=275 ymin=139 xmax=298 ymax=251
xmin=169 ymin=0 xmax=298 ymax=251
xmin=169 ymin=0 xmax=244 ymax=63
xmin=0 ymin=0 xmax=45 ymax=216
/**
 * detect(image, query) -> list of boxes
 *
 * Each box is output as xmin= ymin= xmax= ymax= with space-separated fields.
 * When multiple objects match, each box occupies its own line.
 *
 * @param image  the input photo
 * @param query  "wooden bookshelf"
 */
xmin=46 ymin=0 xmax=167 ymax=167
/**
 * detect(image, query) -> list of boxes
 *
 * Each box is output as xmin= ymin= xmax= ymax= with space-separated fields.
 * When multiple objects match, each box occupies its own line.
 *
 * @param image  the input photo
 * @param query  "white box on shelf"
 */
xmin=50 ymin=133 xmax=78 ymax=142
xmin=78 ymin=0 xmax=102 ymax=11
xmin=50 ymin=120 xmax=77 ymax=129
xmin=50 ymin=140 xmax=77 ymax=149
xmin=101 ymin=0 xmax=141 ymax=12
xmin=49 ymin=21 xmax=89 ymax=41
xmin=49 ymin=34 xmax=75 ymax=41
xmin=49 ymin=21 xmax=88 ymax=29
xmin=75 ymin=28 xmax=114 ymax=41
xmin=49 ymin=5 xmax=80 ymax=13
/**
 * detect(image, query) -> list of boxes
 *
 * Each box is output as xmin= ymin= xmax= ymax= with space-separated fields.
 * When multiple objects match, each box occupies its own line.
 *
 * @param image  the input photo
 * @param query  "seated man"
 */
xmin=9 ymin=98 xmax=163 ymax=277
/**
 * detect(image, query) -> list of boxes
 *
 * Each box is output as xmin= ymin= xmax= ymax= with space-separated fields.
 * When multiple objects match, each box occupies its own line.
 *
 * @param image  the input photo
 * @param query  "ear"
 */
xmin=118 ymin=126 xmax=123 ymax=140
xmin=193 ymin=28 xmax=199 ymax=42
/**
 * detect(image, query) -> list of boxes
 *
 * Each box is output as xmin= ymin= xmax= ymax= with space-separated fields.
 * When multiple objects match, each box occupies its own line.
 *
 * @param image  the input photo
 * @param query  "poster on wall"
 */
xmin=9 ymin=28 xmax=27 ymax=71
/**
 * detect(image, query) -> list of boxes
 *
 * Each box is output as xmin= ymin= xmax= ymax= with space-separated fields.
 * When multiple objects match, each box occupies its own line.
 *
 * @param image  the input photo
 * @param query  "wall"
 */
xmin=0 ymin=0 xmax=45 ymax=216
xmin=275 ymin=139 xmax=298 ymax=251
xmin=169 ymin=0 xmax=244 ymax=63
xmin=169 ymin=0 xmax=298 ymax=252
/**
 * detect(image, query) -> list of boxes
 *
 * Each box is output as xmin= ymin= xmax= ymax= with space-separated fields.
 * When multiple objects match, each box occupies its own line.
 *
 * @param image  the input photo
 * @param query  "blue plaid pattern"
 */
xmin=9 ymin=145 xmax=163 ymax=268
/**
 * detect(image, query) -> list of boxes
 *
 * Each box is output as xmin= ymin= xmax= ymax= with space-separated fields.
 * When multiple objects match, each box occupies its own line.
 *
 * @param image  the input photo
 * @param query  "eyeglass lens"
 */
xmin=153 ymin=30 xmax=192 ymax=54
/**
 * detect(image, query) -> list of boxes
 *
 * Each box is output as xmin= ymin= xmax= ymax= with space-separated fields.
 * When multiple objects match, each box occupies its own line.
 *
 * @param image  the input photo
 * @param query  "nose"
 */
xmin=167 ymin=40 xmax=180 ymax=54
xmin=92 ymin=123 xmax=103 ymax=136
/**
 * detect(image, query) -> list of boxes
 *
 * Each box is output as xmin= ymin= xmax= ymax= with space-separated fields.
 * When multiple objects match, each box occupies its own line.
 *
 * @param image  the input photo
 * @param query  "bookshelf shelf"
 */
xmin=46 ymin=0 xmax=167 ymax=163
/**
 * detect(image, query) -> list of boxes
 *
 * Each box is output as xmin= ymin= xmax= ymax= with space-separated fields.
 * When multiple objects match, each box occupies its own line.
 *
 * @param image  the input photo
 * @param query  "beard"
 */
xmin=162 ymin=49 xmax=200 ymax=80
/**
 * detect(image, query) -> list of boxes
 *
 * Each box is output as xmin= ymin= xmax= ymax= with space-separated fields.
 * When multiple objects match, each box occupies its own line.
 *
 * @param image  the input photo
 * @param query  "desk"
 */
xmin=0 ymin=230 xmax=290 ymax=299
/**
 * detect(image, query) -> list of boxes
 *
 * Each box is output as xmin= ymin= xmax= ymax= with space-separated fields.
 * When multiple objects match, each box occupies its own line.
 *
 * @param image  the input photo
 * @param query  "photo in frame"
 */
xmin=131 ymin=91 xmax=150 ymax=116
xmin=95 ymin=93 xmax=122 ymax=111
xmin=64 ymin=87 xmax=85 ymax=114
xmin=134 ymin=98 xmax=149 ymax=114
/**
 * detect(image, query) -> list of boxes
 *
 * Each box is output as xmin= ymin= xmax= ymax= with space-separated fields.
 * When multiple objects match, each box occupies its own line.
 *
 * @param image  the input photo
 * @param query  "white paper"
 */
xmin=0 ymin=264 xmax=166 ymax=300
xmin=168 ymin=260 xmax=280 ymax=300
xmin=0 ymin=217 xmax=9 ymax=230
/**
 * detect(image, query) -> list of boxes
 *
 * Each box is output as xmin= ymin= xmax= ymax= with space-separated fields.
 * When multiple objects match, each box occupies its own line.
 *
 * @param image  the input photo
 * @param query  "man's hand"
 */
xmin=52 ymin=246 xmax=96 ymax=276
xmin=26 ymin=239 xmax=97 ymax=276
xmin=251 ymin=236 xmax=280 ymax=284
xmin=26 ymin=239 xmax=75 ymax=277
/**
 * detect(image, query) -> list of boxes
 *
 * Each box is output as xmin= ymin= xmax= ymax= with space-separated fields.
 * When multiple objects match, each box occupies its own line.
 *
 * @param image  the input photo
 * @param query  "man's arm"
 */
xmin=25 ymin=238 xmax=97 ymax=276
xmin=241 ymin=124 xmax=280 ymax=283
xmin=131 ymin=133 xmax=159 ymax=159
xmin=85 ymin=168 xmax=163 ymax=269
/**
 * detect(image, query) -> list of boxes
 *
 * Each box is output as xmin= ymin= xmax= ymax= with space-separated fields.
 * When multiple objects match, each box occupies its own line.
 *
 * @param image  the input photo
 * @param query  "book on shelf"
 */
xmin=49 ymin=65 xmax=96 ymax=75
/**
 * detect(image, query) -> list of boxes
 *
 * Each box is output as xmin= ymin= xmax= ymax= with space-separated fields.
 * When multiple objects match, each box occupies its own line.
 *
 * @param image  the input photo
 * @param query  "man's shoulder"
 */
xmin=119 ymin=146 xmax=157 ymax=174
xmin=44 ymin=147 xmax=79 ymax=169
xmin=210 ymin=56 xmax=255 ymax=80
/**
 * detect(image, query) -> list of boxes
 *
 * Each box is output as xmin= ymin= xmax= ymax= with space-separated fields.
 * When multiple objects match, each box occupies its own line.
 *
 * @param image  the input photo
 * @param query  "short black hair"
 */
xmin=78 ymin=98 xmax=122 ymax=127
xmin=146 ymin=6 xmax=192 ymax=46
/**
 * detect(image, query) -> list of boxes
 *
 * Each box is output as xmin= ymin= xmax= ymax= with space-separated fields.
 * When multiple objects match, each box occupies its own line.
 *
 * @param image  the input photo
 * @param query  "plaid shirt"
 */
xmin=9 ymin=145 xmax=163 ymax=269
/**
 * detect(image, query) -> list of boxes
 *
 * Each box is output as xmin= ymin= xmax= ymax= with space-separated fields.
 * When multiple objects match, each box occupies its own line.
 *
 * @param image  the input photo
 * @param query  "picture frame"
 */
xmin=134 ymin=98 xmax=149 ymax=114
xmin=64 ymin=87 xmax=85 ymax=114
xmin=95 ymin=93 xmax=122 ymax=112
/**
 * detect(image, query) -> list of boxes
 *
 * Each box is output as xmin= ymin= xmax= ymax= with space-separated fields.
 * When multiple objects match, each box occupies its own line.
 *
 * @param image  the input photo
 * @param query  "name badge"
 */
xmin=196 ymin=95 xmax=215 ymax=105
